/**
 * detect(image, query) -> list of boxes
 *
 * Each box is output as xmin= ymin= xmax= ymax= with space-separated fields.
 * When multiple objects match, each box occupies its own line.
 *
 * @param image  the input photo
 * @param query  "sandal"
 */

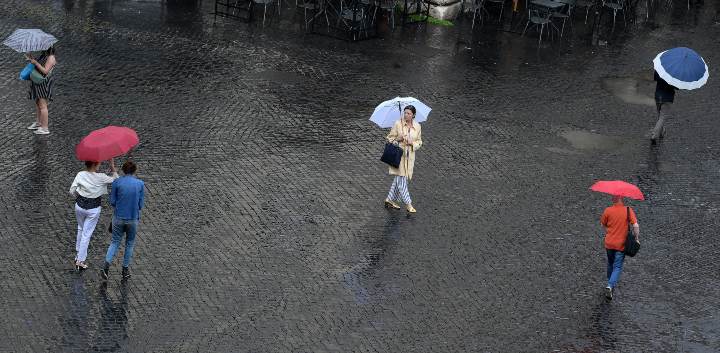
xmin=384 ymin=198 xmax=401 ymax=209
xmin=75 ymin=261 xmax=88 ymax=271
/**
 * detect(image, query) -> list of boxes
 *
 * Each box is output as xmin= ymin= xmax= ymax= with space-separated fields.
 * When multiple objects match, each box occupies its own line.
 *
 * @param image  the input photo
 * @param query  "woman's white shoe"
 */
xmin=33 ymin=127 xmax=50 ymax=135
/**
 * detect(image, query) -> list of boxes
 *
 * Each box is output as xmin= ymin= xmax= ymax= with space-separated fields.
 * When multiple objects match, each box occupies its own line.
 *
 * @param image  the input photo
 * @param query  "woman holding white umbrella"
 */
xmin=371 ymin=97 xmax=430 ymax=213
xmin=3 ymin=29 xmax=58 ymax=135
xmin=384 ymin=105 xmax=423 ymax=213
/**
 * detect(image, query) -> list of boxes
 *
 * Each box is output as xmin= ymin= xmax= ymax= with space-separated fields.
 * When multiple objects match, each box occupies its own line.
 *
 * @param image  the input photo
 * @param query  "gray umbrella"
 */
xmin=3 ymin=29 xmax=58 ymax=53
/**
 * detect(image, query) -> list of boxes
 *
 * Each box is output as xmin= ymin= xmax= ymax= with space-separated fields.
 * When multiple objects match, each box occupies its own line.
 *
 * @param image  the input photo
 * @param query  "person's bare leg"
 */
xmin=38 ymin=98 xmax=48 ymax=129
xmin=35 ymin=100 xmax=41 ymax=125
xmin=651 ymin=102 xmax=670 ymax=143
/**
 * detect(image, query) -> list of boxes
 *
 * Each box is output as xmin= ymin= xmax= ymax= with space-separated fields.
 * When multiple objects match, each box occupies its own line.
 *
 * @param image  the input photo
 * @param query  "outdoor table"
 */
xmin=508 ymin=0 xmax=564 ymax=32
xmin=529 ymin=0 xmax=565 ymax=10
xmin=523 ymin=0 xmax=564 ymax=36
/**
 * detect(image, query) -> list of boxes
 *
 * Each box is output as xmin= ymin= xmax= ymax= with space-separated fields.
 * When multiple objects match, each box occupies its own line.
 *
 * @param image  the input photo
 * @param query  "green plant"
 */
xmin=407 ymin=14 xmax=454 ymax=26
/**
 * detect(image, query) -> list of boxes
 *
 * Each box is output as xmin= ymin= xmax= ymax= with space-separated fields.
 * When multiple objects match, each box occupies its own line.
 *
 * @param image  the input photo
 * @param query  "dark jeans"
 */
xmin=606 ymin=249 xmax=625 ymax=289
xmin=105 ymin=217 xmax=138 ymax=268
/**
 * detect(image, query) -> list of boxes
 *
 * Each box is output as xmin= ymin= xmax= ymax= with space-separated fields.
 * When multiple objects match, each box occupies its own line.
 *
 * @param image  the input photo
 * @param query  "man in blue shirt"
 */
xmin=102 ymin=160 xmax=145 ymax=280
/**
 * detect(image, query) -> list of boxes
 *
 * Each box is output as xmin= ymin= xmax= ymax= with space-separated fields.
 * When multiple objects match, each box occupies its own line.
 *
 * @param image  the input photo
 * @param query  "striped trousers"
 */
xmin=387 ymin=176 xmax=412 ymax=205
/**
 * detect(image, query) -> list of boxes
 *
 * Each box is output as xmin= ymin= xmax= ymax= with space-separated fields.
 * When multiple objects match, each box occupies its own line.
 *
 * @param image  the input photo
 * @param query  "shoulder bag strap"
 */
xmin=626 ymin=207 xmax=630 ymax=225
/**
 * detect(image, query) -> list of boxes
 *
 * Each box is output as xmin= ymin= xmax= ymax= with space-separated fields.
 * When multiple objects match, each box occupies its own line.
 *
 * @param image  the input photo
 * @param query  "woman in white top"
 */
xmin=69 ymin=159 xmax=118 ymax=270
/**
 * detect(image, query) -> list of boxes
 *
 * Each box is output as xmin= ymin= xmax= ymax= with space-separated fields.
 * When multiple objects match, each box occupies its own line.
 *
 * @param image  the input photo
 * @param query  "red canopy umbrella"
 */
xmin=75 ymin=126 xmax=139 ymax=162
xmin=590 ymin=180 xmax=645 ymax=201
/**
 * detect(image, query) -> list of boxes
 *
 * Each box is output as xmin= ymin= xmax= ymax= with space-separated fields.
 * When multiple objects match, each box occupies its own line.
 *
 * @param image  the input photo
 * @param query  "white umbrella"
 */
xmin=3 ymin=29 xmax=58 ymax=53
xmin=369 ymin=97 xmax=432 ymax=128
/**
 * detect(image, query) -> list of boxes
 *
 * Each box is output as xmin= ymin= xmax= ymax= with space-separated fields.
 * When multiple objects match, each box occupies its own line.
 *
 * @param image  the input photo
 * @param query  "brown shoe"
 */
xmin=406 ymin=204 xmax=416 ymax=213
xmin=384 ymin=199 xmax=400 ymax=209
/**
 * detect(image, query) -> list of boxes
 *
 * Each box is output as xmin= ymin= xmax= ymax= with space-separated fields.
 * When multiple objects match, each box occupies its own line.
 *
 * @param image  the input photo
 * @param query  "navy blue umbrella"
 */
xmin=653 ymin=47 xmax=708 ymax=90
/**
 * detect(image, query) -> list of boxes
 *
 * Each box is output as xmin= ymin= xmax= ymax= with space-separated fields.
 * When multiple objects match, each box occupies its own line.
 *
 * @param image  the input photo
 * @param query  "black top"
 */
xmin=76 ymin=195 xmax=102 ymax=210
xmin=654 ymin=71 xmax=676 ymax=103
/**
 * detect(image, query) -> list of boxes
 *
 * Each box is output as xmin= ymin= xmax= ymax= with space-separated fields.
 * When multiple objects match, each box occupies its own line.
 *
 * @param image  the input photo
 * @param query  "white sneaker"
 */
xmin=27 ymin=122 xmax=39 ymax=130
xmin=33 ymin=127 xmax=50 ymax=135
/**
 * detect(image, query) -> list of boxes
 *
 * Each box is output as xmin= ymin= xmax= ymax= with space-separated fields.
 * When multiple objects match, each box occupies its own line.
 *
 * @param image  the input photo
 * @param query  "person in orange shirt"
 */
xmin=600 ymin=195 xmax=640 ymax=300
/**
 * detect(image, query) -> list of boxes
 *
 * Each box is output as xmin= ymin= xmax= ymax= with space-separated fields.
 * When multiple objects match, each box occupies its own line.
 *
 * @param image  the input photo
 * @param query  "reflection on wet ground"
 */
xmin=602 ymin=76 xmax=656 ymax=106
xmin=0 ymin=0 xmax=719 ymax=352
xmin=561 ymin=130 xmax=625 ymax=150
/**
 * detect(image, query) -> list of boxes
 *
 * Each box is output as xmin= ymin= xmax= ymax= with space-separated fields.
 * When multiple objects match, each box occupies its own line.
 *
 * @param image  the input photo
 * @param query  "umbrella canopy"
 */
xmin=3 ymin=29 xmax=58 ymax=53
xmin=369 ymin=97 xmax=431 ymax=128
xmin=653 ymin=47 xmax=708 ymax=90
xmin=590 ymin=180 xmax=645 ymax=201
xmin=75 ymin=126 xmax=139 ymax=162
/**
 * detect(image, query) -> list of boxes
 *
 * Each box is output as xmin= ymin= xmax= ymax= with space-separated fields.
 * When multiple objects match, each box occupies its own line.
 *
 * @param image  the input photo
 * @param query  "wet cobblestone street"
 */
xmin=1 ymin=0 xmax=719 ymax=352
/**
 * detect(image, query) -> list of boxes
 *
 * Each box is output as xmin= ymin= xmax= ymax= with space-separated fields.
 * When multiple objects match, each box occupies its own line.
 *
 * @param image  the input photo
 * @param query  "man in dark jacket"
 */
xmin=652 ymin=70 xmax=677 ymax=144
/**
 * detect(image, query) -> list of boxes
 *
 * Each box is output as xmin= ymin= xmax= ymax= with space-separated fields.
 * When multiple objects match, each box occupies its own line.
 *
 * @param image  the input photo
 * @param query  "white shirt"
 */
xmin=69 ymin=171 xmax=119 ymax=199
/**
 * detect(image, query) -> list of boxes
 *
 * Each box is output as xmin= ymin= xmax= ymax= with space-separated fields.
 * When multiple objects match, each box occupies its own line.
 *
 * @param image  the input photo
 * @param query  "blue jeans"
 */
xmin=606 ymin=249 xmax=625 ymax=289
xmin=105 ymin=218 xmax=138 ymax=268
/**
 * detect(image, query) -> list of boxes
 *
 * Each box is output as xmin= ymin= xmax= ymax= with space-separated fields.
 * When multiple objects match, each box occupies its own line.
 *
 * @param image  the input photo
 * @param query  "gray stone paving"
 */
xmin=0 ymin=0 xmax=719 ymax=352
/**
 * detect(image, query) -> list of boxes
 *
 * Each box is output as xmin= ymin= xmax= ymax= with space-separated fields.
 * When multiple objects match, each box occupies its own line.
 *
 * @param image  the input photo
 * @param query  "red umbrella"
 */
xmin=75 ymin=126 xmax=139 ymax=162
xmin=590 ymin=180 xmax=645 ymax=200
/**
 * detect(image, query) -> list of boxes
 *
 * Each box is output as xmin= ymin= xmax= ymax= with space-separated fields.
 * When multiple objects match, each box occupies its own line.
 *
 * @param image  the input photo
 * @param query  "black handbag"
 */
xmin=381 ymin=142 xmax=403 ymax=168
xmin=623 ymin=207 xmax=640 ymax=257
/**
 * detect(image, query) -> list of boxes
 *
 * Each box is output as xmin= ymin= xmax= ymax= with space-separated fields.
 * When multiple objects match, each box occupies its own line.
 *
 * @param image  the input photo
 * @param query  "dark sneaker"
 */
xmin=121 ymin=267 xmax=131 ymax=279
xmin=605 ymin=286 xmax=613 ymax=300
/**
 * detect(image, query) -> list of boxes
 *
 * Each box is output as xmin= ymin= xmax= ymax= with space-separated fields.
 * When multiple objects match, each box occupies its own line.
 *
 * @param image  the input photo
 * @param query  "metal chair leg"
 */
xmin=498 ymin=1 xmax=505 ymax=22
xmin=612 ymin=10 xmax=617 ymax=28
xmin=538 ymin=24 xmax=544 ymax=46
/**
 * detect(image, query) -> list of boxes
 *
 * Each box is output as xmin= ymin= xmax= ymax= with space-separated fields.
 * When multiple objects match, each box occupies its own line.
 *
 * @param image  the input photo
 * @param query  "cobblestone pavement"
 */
xmin=1 ymin=0 xmax=719 ymax=352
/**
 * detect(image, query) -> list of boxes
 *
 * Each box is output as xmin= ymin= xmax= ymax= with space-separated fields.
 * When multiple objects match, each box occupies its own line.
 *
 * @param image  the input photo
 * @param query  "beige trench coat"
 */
xmin=386 ymin=119 xmax=422 ymax=180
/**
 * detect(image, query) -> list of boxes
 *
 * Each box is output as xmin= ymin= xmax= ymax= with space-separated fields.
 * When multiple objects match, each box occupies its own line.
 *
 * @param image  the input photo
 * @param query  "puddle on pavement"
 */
xmin=545 ymin=147 xmax=583 ymax=155
xmin=246 ymin=70 xmax=306 ymax=84
xmin=560 ymin=130 xmax=625 ymax=150
xmin=601 ymin=76 xmax=655 ymax=106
